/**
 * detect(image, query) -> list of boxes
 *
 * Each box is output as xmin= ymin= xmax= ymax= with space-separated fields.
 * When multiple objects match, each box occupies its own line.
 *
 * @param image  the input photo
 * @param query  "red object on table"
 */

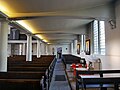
xmin=71 ymin=63 xmax=77 ymax=76
xmin=77 ymin=64 xmax=82 ymax=68
xmin=71 ymin=63 xmax=76 ymax=69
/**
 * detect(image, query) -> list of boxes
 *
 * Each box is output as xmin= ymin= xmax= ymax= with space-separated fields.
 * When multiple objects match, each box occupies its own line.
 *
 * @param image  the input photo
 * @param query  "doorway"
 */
xmin=57 ymin=47 xmax=62 ymax=59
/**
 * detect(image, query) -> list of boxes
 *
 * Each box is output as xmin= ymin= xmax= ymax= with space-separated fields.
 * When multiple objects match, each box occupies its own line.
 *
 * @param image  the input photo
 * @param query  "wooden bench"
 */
xmin=0 ymin=71 xmax=45 ymax=79
xmin=62 ymin=54 xmax=81 ymax=64
xmin=0 ymin=79 xmax=42 ymax=90
xmin=8 ymin=55 xmax=55 ymax=62
xmin=79 ymin=77 xmax=120 ymax=90
xmin=7 ymin=55 xmax=56 ymax=90
xmin=8 ymin=66 xmax=48 ymax=72
xmin=7 ymin=55 xmax=26 ymax=61
xmin=8 ymin=63 xmax=50 ymax=67
xmin=62 ymin=54 xmax=81 ymax=68
xmin=76 ymin=70 xmax=120 ymax=90
xmin=8 ymin=57 xmax=54 ymax=67
xmin=8 ymin=60 xmax=52 ymax=64
xmin=0 ymin=71 xmax=46 ymax=90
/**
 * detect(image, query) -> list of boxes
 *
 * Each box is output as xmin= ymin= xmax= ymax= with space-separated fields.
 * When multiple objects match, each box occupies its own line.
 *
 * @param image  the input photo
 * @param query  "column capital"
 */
xmin=26 ymin=33 xmax=32 ymax=36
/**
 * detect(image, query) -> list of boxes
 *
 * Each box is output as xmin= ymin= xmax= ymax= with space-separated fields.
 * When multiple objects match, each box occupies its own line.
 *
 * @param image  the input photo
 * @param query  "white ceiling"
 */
xmin=1 ymin=0 xmax=113 ymax=12
xmin=0 ymin=0 xmax=114 ymax=44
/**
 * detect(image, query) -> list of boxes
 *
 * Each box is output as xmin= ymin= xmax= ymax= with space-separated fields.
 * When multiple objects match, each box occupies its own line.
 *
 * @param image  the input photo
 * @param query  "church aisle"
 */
xmin=49 ymin=59 xmax=71 ymax=90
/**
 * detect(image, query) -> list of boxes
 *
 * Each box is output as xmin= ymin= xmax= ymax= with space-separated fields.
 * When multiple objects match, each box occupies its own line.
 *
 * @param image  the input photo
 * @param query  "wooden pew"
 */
xmin=79 ymin=77 xmax=120 ymax=90
xmin=76 ymin=70 xmax=120 ymax=90
xmin=7 ymin=55 xmax=56 ymax=90
xmin=0 ymin=71 xmax=45 ymax=79
xmin=0 ymin=79 xmax=41 ymax=90
xmin=8 ymin=60 xmax=52 ymax=64
xmin=62 ymin=54 xmax=81 ymax=68
xmin=0 ymin=71 xmax=46 ymax=90
xmin=8 ymin=67 xmax=48 ymax=72
xmin=62 ymin=54 xmax=81 ymax=64
xmin=8 ymin=55 xmax=55 ymax=62
xmin=8 ymin=56 xmax=55 ymax=67
xmin=8 ymin=63 xmax=50 ymax=67
xmin=7 ymin=55 xmax=26 ymax=61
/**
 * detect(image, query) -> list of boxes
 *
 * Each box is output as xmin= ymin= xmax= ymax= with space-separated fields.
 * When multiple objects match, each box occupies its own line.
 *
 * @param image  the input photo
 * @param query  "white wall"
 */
xmin=32 ymin=43 xmax=37 ymax=55
xmin=72 ymin=2 xmax=120 ymax=70
xmin=95 ymin=1 xmax=120 ymax=70
xmin=96 ymin=55 xmax=120 ymax=70
xmin=7 ymin=44 xmax=11 ymax=57
xmin=72 ymin=40 xmax=77 ymax=55
xmin=41 ymin=43 xmax=46 ymax=55
xmin=48 ymin=44 xmax=71 ymax=56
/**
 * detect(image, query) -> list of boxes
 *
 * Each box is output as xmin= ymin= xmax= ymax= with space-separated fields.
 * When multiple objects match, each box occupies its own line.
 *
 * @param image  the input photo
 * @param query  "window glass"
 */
xmin=93 ymin=20 xmax=105 ymax=55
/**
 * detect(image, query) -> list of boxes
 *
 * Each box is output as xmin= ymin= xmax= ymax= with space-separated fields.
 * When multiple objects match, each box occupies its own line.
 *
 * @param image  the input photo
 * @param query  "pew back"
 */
xmin=76 ymin=70 xmax=120 ymax=90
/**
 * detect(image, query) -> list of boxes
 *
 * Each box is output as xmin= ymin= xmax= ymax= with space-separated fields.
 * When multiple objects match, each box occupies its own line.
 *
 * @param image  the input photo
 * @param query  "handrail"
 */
xmin=47 ymin=57 xmax=57 ymax=90
xmin=40 ymin=56 xmax=56 ymax=90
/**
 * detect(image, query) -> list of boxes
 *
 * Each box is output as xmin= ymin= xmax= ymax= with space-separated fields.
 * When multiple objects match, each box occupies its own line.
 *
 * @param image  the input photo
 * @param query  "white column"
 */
xmin=45 ymin=44 xmax=48 ymax=55
xmin=12 ymin=29 xmax=17 ymax=39
xmin=37 ymin=40 xmax=41 ymax=58
xmin=81 ymin=34 xmax=86 ymax=52
xmin=40 ymin=43 xmax=43 ymax=55
xmin=22 ymin=43 xmax=26 ymax=55
xmin=70 ymin=42 xmax=73 ymax=54
xmin=80 ymin=34 xmax=86 ymax=58
xmin=26 ymin=34 xmax=32 ymax=61
xmin=39 ymin=43 xmax=41 ymax=56
xmin=19 ymin=44 xmax=22 ymax=55
xmin=11 ymin=43 xmax=15 ymax=56
xmin=0 ymin=21 xmax=9 ymax=72
xmin=73 ymin=39 xmax=77 ymax=55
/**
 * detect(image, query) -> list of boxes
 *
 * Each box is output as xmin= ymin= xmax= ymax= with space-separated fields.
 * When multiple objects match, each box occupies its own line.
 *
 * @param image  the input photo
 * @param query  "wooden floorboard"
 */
xmin=49 ymin=59 xmax=71 ymax=90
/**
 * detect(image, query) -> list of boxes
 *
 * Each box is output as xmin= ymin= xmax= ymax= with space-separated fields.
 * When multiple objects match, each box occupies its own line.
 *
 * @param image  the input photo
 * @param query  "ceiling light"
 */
xmin=0 ymin=2 xmax=13 ymax=17
xmin=0 ymin=5 xmax=9 ymax=15
xmin=43 ymin=39 xmax=48 ymax=43
xmin=35 ymin=35 xmax=43 ymax=40
xmin=47 ymin=43 xmax=51 ymax=45
xmin=16 ymin=21 xmax=34 ymax=32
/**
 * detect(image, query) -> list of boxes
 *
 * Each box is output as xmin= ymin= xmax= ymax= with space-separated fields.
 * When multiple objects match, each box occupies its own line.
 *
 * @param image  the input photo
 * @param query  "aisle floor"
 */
xmin=49 ymin=59 xmax=71 ymax=90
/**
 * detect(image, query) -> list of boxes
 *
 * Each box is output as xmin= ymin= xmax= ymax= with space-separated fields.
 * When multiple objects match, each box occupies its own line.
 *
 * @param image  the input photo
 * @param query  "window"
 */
xmin=93 ymin=20 xmax=99 ymax=54
xmin=93 ymin=20 xmax=105 ymax=55
xmin=99 ymin=21 xmax=105 ymax=55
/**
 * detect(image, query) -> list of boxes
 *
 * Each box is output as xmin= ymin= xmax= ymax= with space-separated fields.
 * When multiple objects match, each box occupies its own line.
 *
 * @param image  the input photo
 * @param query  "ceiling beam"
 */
xmin=8 ymin=15 xmax=95 ymax=21
xmin=33 ymin=32 xmax=77 ymax=35
xmin=6 ymin=3 xmax=115 ymax=21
